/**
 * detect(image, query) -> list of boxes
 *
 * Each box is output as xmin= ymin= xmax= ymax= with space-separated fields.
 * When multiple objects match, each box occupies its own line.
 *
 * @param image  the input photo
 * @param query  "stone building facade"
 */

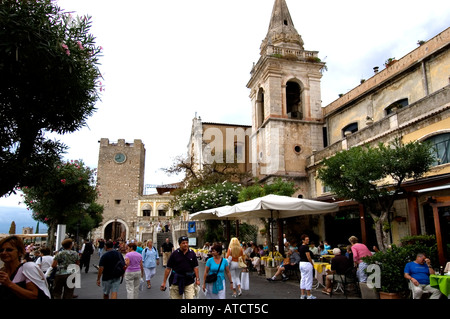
xmin=92 ymin=138 xmax=182 ymax=243
xmin=93 ymin=1 xmax=449 ymax=260
xmin=190 ymin=0 xmax=450 ymax=261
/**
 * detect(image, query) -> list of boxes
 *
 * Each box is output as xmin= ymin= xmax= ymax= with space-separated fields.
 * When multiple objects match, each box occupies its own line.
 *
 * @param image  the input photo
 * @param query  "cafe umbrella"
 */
xmin=217 ymin=194 xmax=339 ymax=254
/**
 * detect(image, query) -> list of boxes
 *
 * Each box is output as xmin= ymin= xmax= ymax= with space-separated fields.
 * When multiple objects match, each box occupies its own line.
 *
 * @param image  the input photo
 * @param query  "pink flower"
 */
xmin=77 ymin=41 xmax=83 ymax=50
xmin=61 ymin=43 xmax=68 ymax=50
xmin=65 ymin=49 xmax=70 ymax=56
xmin=61 ymin=179 xmax=66 ymax=184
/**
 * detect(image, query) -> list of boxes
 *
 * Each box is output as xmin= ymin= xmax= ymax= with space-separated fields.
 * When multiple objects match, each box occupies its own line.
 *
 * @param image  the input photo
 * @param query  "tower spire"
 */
xmin=261 ymin=0 xmax=304 ymax=55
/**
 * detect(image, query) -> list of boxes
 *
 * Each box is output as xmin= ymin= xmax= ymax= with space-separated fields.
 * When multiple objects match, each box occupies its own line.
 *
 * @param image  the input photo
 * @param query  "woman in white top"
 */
xmin=35 ymin=247 xmax=53 ymax=273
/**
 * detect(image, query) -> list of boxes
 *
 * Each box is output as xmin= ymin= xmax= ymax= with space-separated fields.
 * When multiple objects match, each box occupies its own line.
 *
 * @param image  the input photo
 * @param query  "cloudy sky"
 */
xmin=1 ymin=0 xmax=449 ymax=232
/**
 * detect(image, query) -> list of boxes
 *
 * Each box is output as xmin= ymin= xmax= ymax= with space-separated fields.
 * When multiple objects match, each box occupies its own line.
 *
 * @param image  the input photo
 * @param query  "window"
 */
xmin=426 ymin=133 xmax=450 ymax=165
xmin=342 ymin=123 xmax=358 ymax=137
xmin=143 ymin=210 xmax=151 ymax=217
xmin=286 ymin=81 xmax=302 ymax=119
xmin=385 ymin=98 xmax=408 ymax=115
xmin=257 ymin=88 xmax=265 ymax=127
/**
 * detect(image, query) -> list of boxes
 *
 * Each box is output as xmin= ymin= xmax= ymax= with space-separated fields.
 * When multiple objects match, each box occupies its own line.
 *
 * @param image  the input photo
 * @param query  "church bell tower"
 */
xmin=247 ymin=0 xmax=326 ymax=195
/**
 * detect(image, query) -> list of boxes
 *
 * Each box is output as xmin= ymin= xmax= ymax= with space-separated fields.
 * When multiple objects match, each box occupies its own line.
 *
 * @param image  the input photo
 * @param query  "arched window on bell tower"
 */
xmin=286 ymin=81 xmax=302 ymax=119
xmin=256 ymin=88 xmax=265 ymax=127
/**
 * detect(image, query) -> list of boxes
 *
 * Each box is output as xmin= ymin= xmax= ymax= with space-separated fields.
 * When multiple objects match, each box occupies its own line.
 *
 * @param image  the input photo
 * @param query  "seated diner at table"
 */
xmin=404 ymin=253 xmax=442 ymax=299
xmin=322 ymin=248 xmax=353 ymax=295
xmin=267 ymin=248 xmax=300 ymax=282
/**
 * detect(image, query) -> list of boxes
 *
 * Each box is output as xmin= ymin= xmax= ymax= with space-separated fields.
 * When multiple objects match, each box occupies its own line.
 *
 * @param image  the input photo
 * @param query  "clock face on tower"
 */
xmin=114 ymin=152 xmax=126 ymax=163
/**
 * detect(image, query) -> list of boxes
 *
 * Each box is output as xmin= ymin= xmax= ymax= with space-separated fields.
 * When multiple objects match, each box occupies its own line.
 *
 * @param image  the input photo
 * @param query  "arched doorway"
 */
xmin=103 ymin=219 xmax=127 ymax=241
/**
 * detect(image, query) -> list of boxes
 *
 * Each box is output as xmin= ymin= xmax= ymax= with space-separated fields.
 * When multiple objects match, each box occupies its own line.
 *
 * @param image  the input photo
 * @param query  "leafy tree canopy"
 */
xmin=21 ymin=160 xmax=103 ymax=245
xmin=238 ymin=178 xmax=297 ymax=202
xmin=0 ymin=0 xmax=102 ymax=197
xmin=317 ymin=138 xmax=435 ymax=250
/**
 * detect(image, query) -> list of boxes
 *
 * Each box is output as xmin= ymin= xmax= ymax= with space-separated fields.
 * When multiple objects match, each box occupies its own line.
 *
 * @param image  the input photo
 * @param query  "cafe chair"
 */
xmin=407 ymin=280 xmax=431 ymax=299
xmin=330 ymin=267 xmax=360 ymax=299
xmin=444 ymin=261 xmax=450 ymax=273
xmin=284 ymin=263 xmax=300 ymax=282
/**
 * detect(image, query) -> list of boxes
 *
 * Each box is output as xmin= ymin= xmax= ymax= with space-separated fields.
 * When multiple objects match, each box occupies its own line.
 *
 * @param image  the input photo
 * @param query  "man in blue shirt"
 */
xmin=404 ymin=253 xmax=441 ymax=299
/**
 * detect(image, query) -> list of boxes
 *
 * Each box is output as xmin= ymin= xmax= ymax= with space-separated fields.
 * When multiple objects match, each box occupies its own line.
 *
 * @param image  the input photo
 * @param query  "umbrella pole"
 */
xmin=278 ymin=219 xmax=284 ymax=256
xmin=270 ymin=210 xmax=274 ymax=252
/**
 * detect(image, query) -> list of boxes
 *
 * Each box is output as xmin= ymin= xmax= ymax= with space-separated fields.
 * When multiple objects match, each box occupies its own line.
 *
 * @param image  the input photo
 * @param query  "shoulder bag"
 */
xmin=205 ymin=258 xmax=223 ymax=283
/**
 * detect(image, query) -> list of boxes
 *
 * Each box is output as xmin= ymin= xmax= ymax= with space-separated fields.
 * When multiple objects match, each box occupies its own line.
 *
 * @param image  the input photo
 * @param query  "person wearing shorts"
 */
xmin=96 ymin=241 xmax=125 ymax=299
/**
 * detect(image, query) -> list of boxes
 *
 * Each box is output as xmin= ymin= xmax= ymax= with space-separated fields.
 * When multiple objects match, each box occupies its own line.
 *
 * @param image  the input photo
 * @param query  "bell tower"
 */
xmin=247 ymin=0 xmax=326 ymax=195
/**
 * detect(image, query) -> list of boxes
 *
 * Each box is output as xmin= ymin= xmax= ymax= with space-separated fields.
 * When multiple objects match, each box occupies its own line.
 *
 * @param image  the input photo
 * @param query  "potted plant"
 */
xmin=384 ymin=57 xmax=397 ymax=68
xmin=362 ymin=245 xmax=409 ymax=298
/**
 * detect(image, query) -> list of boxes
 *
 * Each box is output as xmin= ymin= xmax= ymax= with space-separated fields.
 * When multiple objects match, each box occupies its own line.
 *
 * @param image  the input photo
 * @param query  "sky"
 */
xmin=1 ymin=0 xmax=449 ymax=233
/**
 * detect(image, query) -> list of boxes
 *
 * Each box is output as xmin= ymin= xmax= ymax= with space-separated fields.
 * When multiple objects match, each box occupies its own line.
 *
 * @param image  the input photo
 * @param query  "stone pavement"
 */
xmin=73 ymin=252 xmax=359 ymax=300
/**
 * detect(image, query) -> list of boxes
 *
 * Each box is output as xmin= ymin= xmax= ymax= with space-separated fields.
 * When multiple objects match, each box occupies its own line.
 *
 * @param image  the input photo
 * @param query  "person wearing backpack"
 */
xmin=96 ymin=241 xmax=125 ymax=299
xmin=79 ymin=239 xmax=94 ymax=273
xmin=142 ymin=240 xmax=159 ymax=289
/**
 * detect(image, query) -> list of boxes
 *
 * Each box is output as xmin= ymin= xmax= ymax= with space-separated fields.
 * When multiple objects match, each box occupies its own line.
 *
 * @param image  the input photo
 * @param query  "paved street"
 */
xmin=73 ymin=252 xmax=358 ymax=300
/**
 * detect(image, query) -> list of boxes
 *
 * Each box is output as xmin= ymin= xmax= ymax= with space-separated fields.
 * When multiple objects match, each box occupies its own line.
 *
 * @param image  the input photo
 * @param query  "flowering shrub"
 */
xmin=0 ymin=0 xmax=103 ymax=197
xmin=21 ymin=160 xmax=102 ymax=242
xmin=175 ymin=182 xmax=242 ymax=213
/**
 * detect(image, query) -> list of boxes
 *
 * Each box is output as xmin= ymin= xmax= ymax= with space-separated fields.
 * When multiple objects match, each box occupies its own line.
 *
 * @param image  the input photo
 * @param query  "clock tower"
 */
xmin=95 ymin=138 xmax=146 ymax=240
xmin=247 ymin=0 xmax=326 ymax=197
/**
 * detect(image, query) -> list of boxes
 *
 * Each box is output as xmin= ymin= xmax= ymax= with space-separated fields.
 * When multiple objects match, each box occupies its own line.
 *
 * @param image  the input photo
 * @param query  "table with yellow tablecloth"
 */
xmin=313 ymin=262 xmax=331 ymax=288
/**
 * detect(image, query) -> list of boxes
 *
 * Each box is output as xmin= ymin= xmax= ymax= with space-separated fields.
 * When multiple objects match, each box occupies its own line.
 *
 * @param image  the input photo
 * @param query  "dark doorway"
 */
xmin=324 ymin=208 xmax=377 ymax=249
xmin=104 ymin=220 xmax=126 ymax=241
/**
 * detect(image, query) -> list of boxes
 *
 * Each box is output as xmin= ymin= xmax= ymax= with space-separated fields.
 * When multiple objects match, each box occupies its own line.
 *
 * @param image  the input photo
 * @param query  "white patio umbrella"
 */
xmin=188 ymin=205 xmax=235 ymax=220
xmin=217 ymin=194 xmax=339 ymax=219
xmin=217 ymin=194 xmax=339 ymax=252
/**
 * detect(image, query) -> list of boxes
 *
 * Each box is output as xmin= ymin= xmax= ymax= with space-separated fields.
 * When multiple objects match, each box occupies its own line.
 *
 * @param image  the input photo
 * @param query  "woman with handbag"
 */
xmin=202 ymin=244 xmax=232 ymax=299
xmin=226 ymin=237 xmax=245 ymax=297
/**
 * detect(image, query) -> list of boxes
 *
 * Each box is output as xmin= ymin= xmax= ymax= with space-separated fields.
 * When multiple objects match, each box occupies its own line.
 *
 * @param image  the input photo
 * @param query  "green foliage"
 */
xmin=0 ymin=0 xmax=102 ymax=196
xmin=21 ymin=160 xmax=103 ymax=236
xmin=176 ymin=181 xmax=242 ymax=213
xmin=9 ymin=221 xmax=16 ymax=234
xmin=317 ymin=139 xmax=434 ymax=205
xmin=317 ymin=139 xmax=435 ymax=250
xmin=204 ymin=220 xmax=225 ymax=243
xmin=238 ymin=178 xmax=297 ymax=202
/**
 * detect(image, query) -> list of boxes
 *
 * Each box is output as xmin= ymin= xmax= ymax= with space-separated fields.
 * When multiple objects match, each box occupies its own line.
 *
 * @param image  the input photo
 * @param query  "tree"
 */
xmin=0 ymin=0 xmax=102 ymax=197
xmin=21 ymin=160 xmax=103 ymax=248
xmin=162 ymin=152 xmax=250 ymax=189
xmin=238 ymin=178 xmax=297 ymax=202
xmin=8 ymin=221 xmax=16 ymax=234
xmin=317 ymin=138 xmax=435 ymax=251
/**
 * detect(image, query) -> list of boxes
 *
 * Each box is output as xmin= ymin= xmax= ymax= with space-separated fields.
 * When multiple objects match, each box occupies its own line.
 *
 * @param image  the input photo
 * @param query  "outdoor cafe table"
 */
xmin=430 ymin=274 xmax=450 ymax=298
xmin=320 ymin=255 xmax=334 ymax=263
xmin=313 ymin=262 xmax=331 ymax=288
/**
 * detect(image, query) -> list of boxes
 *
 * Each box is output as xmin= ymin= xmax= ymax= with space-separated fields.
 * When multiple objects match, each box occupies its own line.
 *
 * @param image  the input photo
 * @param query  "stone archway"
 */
xmin=103 ymin=219 xmax=128 ymax=241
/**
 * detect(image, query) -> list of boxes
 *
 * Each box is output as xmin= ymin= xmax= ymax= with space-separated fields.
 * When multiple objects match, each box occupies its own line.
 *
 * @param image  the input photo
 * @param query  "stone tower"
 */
xmin=247 ymin=0 xmax=326 ymax=197
xmin=95 ymin=138 xmax=145 ymax=240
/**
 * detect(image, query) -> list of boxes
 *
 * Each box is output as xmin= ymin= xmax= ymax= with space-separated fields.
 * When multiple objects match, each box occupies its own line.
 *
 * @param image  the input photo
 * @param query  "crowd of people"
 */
xmin=1 ymin=233 xmax=446 ymax=300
